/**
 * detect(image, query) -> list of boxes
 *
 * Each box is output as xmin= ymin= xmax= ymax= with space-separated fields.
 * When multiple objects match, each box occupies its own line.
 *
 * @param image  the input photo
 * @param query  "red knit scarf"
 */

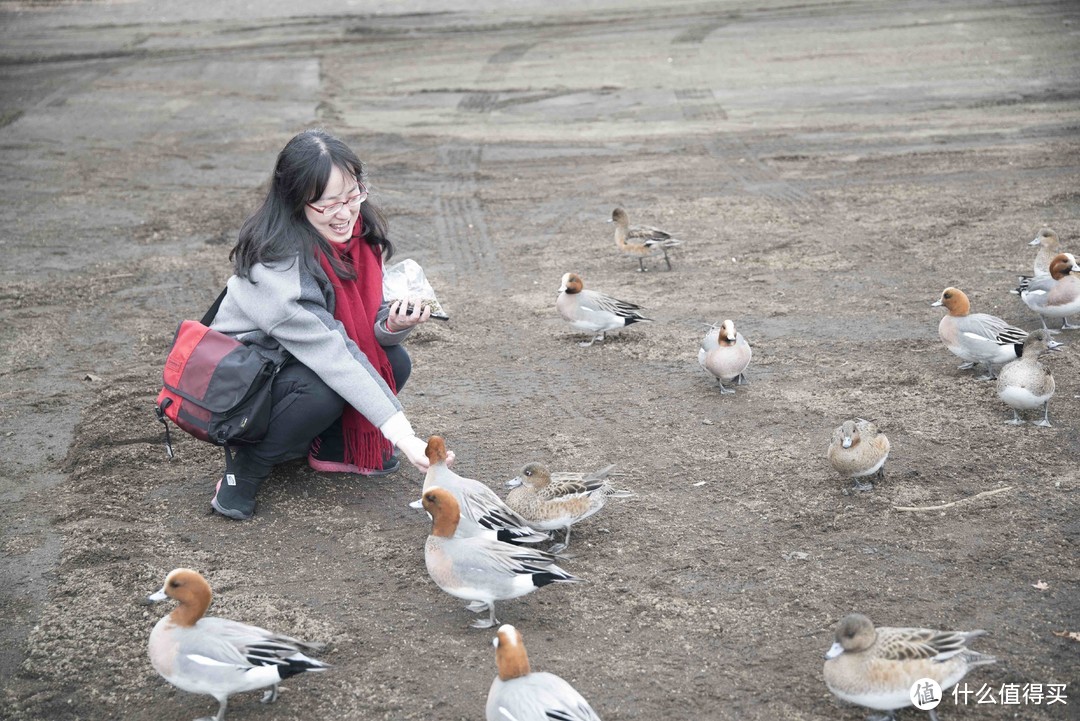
xmin=317 ymin=216 xmax=396 ymax=470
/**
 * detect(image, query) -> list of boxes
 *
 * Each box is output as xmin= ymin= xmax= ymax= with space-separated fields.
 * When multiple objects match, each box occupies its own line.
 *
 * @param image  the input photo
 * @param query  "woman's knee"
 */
xmin=382 ymin=344 xmax=412 ymax=389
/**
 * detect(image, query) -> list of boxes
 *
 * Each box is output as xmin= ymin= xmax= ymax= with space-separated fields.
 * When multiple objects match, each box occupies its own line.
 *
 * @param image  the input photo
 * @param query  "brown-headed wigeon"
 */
xmin=1020 ymin=252 xmax=1080 ymax=332
xmin=932 ymin=287 xmax=1026 ymax=380
xmin=409 ymin=436 xmax=549 ymax=544
xmin=698 ymin=319 xmax=752 ymax=393
xmin=486 ymin=624 xmax=602 ymax=721
xmin=557 ymin=272 xmax=651 ymax=347
xmin=145 ymin=569 xmax=328 ymax=721
xmin=423 ymin=487 xmax=580 ymax=629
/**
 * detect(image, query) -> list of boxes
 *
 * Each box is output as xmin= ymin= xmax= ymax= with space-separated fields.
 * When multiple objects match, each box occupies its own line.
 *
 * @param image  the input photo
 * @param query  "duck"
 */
xmin=932 ymin=287 xmax=1027 ymax=380
xmin=1030 ymin=227 xmax=1063 ymax=277
xmin=556 ymin=272 xmax=651 ymax=347
xmin=824 ymin=613 xmax=995 ymax=721
xmin=410 ymin=436 xmax=549 ymax=545
xmin=1020 ymin=252 xmax=1080 ymax=332
xmin=609 ymin=207 xmax=684 ymax=272
xmin=145 ymin=568 xmax=328 ymax=721
xmin=1015 ymin=232 xmax=1067 ymax=293
xmin=1012 ymin=229 xmax=1068 ymax=294
xmin=422 ymin=486 xmax=580 ymax=629
xmin=1012 ymin=252 xmax=1076 ymax=296
xmin=505 ymin=462 xmax=632 ymax=554
xmin=827 ymin=419 xmax=890 ymax=492
xmin=698 ymin=319 xmax=752 ymax=393
xmin=486 ymin=624 xmax=602 ymax=721
xmin=996 ymin=330 xmax=1057 ymax=427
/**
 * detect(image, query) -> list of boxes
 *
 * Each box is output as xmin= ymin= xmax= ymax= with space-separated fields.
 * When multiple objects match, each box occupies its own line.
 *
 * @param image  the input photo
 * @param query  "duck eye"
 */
xmin=169 ymin=580 xmax=180 ymax=588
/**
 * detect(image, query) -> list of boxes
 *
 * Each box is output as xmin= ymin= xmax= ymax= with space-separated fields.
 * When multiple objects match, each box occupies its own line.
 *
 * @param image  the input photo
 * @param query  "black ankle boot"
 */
xmin=211 ymin=473 xmax=261 ymax=520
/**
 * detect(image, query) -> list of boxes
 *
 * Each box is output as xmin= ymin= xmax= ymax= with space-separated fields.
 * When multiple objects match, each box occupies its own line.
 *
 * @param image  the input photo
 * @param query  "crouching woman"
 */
xmin=207 ymin=128 xmax=444 ymax=520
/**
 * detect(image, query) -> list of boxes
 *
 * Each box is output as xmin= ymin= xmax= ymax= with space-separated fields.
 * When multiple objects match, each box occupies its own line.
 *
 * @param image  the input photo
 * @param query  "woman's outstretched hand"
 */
xmin=397 ymin=434 xmax=454 ymax=472
xmin=386 ymin=297 xmax=432 ymax=332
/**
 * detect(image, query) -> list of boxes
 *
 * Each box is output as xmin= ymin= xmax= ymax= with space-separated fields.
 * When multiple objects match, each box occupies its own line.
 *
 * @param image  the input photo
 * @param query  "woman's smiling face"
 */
xmin=305 ymin=164 xmax=363 ymax=244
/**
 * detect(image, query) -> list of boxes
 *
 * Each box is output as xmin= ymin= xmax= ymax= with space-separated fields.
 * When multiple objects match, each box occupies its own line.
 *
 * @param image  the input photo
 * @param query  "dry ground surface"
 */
xmin=1 ymin=0 xmax=1079 ymax=719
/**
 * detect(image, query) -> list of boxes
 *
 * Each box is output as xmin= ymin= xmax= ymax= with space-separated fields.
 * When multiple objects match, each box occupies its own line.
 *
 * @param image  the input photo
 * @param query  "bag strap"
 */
xmin=200 ymin=287 xmax=228 ymax=326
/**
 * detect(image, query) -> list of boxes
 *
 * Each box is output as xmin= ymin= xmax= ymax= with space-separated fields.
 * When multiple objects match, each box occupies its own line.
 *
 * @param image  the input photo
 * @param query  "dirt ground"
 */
xmin=1 ymin=1 xmax=1078 ymax=719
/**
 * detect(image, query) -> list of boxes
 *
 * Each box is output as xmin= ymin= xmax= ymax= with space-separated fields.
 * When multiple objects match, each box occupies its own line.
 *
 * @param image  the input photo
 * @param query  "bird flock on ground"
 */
xmin=145 ymin=217 xmax=1076 ymax=720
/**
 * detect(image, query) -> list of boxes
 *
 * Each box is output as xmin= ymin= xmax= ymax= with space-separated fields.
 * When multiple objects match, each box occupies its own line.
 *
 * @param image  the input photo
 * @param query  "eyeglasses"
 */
xmin=306 ymin=183 xmax=368 ymax=216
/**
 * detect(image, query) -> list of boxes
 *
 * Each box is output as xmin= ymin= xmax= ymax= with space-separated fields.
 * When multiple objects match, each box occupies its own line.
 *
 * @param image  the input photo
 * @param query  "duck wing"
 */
xmin=965 ymin=313 xmax=1027 ymax=346
xmin=580 ymin=289 xmax=647 ymax=319
xmin=877 ymin=627 xmax=987 ymax=662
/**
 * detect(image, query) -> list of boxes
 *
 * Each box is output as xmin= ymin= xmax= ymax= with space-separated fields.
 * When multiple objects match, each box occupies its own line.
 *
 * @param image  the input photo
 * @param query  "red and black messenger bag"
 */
xmin=155 ymin=289 xmax=283 ymax=458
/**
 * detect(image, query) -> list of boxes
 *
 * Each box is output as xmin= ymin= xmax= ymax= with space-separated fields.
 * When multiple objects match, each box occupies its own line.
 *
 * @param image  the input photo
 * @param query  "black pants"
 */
xmin=229 ymin=344 xmax=411 ymax=482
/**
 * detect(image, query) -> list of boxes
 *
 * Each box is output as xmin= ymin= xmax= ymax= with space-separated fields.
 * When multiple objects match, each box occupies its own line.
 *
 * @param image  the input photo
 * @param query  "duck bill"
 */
xmin=930 ymin=299 xmax=943 ymax=307
xmin=408 ymin=498 xmax=424 ymax=510
xmin=842 ymin=438 xmax=852 ymax=449
xmin=142 ymin=587 xmax=167 ymax=605
xmin=824 ymin=642 xmax=845 ymax=660
xmin=505 ymin=476 xmax=523 ymax=489
xmin=1029 ymin=237 xmax=1041 ymax=246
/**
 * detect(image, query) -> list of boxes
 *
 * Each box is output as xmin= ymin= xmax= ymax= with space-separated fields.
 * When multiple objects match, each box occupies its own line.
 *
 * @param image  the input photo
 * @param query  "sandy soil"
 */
xmin=1 ymin=1 xmax=1079 ymax=719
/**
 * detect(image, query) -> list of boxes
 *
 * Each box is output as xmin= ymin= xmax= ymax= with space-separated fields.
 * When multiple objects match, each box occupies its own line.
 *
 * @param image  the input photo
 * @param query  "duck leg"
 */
xmin=1061 ymin=316 xmax=1080 ymax=330
xmin=638 ymin=257 xmax=648 ymax=272
xmin=465 ymin=600 xmax=489 ymax=613
xmin=197 ymin=697 xmax=228 ymax=721
xmin=261 ymin=685 xmax=279 ymax=704
xmin=716 ymin=379 xmax=736 ymax=395
xmin=579 ymin=332 xmax=604 ymax=347
xmin=865 ymin=713 xmax=896 ymax=721
xmin=548 ymin=526 xmax=572 ymax=555
xmin=1039 ymin=315 xmax=1061 ymax=334
xmin=852 ymin=477 xmax=874 ymax=492
xmin=1005 ymin=410 xmax=1025 ymax=426
xmin=957 ymin=361 xmax=977 ymax=370
xmin=735 ymin=373 xmax=750 ymax=386
xmin=469 ymin=602 xmax=498 ymax=629
xmin=975 ymin=362 xmax=996 ymax=381
xmin=662 ymin=247 xmax=673 ymax=270
xmin=1033 ymin=402 xmax=1052 ymax=428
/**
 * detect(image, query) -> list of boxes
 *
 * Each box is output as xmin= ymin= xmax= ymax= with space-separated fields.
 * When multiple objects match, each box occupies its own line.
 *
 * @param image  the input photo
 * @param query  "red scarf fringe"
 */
xmin=317 ymin=217 xmax=396 ymax=470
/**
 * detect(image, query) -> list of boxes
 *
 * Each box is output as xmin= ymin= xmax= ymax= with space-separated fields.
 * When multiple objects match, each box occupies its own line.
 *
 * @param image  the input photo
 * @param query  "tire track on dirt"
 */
xmin=670 ymin=15 xmax=731 ymax=123
xmin=434 ymin=41 xmax=543 ymax=286
xmin=433 ymin=144 xmax=500 ymax=286
xmin=705 ymin=135 xmax=819 ymax=212
xmin=456 ymin=41 xmax=537 ymax=113
xmin=670 ymin=13 xmax=820 ymax=216
xmin=674 ymin=88 xmax=728 ymax=122
xmin=671 ymin=16 xmax=733 ymax=45
xmin=453 ymin=36 xmax=601 ymax=419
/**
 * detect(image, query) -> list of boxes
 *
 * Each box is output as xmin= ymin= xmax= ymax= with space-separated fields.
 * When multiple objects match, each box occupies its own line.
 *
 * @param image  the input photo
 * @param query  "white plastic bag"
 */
xmin=382 ymin=259 xmax=449 ymax=321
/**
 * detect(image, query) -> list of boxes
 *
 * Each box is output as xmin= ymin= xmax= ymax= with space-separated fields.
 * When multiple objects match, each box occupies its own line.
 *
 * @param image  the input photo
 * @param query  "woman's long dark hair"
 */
xmin=230 ymin=129 xmax=394 ymax=283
